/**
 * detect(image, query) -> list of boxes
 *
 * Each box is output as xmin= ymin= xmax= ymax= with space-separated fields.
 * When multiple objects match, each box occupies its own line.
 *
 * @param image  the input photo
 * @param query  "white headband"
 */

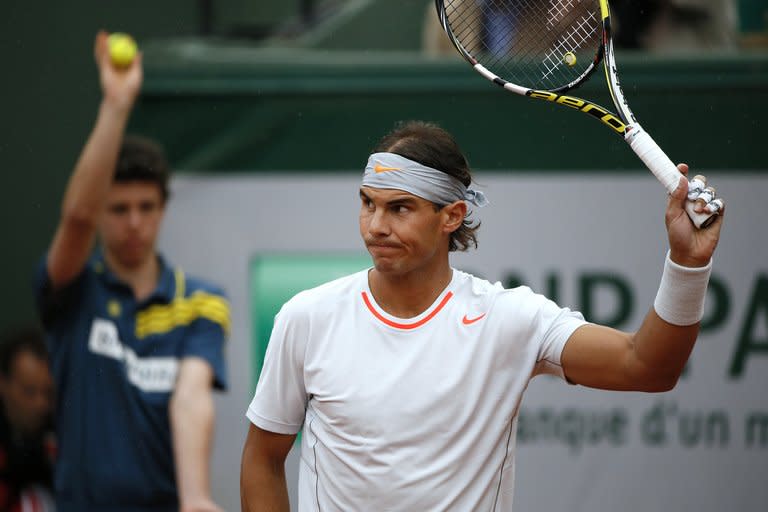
xmin=362 ymin=152 xmax=489 ymax=207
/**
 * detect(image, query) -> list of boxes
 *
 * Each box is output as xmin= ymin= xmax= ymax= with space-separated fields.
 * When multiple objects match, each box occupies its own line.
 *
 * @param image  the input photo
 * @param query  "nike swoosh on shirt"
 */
xmin=374 ymin=164 xmax=401 ymax=173
xmin=462 ymin=313 xmax=486 ymax=325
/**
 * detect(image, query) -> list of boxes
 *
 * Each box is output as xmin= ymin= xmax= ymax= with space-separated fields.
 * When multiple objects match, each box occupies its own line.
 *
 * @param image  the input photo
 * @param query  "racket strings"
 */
xmin=546 ymin=0 xmax=577 ymax=27
xmin=452 ymin=15 xmax=485 ymax=55
xmin=540 ymin=12 xmax=598 ymax=80
xmin=443 ymin=0 xmax=601 ymax=91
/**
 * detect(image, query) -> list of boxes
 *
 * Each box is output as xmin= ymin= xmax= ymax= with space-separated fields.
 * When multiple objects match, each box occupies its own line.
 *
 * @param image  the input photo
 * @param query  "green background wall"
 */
xmin=132 ymin=44 xmax=767 ymax=172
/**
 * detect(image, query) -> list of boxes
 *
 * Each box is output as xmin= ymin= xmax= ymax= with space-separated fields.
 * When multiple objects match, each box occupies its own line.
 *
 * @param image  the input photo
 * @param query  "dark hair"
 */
xmin=0 ymin=325 xmax=48 ymax=378
xmin=115 ymin=135 xmax=171 ymax=202
xmin=372 ymin=120 xmax=480 ymax=252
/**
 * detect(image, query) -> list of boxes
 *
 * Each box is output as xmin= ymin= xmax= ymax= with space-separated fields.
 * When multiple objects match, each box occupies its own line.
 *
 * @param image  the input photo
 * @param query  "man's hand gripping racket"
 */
xmin=435 ymin=0 xmax=724 ymax=228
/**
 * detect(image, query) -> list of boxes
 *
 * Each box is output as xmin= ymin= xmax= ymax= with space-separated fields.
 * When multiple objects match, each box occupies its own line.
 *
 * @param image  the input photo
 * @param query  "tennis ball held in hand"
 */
xmin=108 ymin=33 xmax=137 ymax=68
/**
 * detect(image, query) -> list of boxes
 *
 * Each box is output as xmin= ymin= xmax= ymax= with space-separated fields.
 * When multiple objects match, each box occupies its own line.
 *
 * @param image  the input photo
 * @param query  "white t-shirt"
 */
xmin=247 ymin=268 xmax=586 ymax=511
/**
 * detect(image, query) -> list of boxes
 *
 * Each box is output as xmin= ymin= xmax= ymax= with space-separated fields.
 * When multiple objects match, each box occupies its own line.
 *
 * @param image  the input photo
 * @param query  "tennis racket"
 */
xmin=436 ymin=0 xmax=721 ymax=228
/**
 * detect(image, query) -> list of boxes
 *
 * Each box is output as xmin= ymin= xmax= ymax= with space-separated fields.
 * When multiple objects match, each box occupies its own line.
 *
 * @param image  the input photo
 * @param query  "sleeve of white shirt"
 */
xmin=529 ymin=290 xmax=587 ymax=379
xmin=246 ymin=299 xmax=309 ymax=435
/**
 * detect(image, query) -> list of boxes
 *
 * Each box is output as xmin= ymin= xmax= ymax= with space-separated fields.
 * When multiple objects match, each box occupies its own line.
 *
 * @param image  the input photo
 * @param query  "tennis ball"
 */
xmin=108 ymin=33 xmax=137 ymax=68
xmin=563 ymin=51 xmax=577 ymax=67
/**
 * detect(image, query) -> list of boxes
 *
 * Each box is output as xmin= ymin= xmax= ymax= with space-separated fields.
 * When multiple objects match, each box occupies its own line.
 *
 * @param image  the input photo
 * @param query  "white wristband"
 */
xmin=653 ymin=251 xmax=712 ymax=326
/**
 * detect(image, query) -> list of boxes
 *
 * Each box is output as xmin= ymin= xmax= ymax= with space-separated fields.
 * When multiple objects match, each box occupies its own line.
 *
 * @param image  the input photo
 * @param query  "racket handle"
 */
xmin=625 ymin=124 xmax=716 ymax=229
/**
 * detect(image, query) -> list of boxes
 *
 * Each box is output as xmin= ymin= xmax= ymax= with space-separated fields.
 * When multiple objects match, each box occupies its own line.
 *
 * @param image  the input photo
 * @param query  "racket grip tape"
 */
xmin=625 ymin=124 xmax=716 ymax=229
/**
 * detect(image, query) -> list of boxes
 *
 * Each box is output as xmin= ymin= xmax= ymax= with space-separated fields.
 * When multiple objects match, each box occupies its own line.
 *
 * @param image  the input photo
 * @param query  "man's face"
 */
xmin=359 ymin=187 xmax=452 ymax=276
xmin=0 ymin=352 xmax=53 ymax=435
xmin=99 ymin=182 xmax=165 ymax=269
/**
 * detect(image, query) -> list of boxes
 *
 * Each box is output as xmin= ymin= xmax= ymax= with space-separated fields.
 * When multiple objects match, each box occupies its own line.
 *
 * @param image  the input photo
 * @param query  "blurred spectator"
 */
xmin=0 ymin=326 xmax=55 ymax=512
xmin=483 ymin=0 xmax=517 ymax=56
xmin=423 ymin=0 xmax=738 ymax=56
xmin=34 ymin=31 xmax=229 ymax=512
xmin=613 ymin=0 xmax=737 ymax=51
xmin=422 ymin=0 xmax=518 ymax=58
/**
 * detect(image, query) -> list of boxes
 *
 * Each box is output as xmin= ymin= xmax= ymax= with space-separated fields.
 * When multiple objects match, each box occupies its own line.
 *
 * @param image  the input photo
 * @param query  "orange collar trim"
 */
xmin=361 ymin=291 xmax=454 ymax=330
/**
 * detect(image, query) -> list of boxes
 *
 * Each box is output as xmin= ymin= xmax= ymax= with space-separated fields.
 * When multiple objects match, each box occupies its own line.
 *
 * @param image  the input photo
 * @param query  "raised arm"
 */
xmin=240 ymin=424 xmax=296 ymax=512
xmin=46 ymin=31 xmax=143 ymax=288
xmin=170 ymin=357 xmax=222 ymax=512
xmin=561 ymin=166 xmax=724 ymax=391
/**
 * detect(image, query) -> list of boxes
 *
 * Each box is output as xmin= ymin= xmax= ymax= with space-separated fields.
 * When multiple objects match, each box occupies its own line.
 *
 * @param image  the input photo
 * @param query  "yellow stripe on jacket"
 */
xmin=135 ymin=291 xmax=231 ymax=339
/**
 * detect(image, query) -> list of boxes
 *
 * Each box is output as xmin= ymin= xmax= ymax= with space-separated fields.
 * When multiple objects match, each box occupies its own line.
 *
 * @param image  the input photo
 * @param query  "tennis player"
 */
xmin=240 ymin=121 xmax=724 ymax=511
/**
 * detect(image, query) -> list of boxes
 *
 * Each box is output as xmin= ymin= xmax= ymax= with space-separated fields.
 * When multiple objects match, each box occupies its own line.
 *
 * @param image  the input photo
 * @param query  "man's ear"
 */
xmin=442 ymin=200 xmax=467 ymax=234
